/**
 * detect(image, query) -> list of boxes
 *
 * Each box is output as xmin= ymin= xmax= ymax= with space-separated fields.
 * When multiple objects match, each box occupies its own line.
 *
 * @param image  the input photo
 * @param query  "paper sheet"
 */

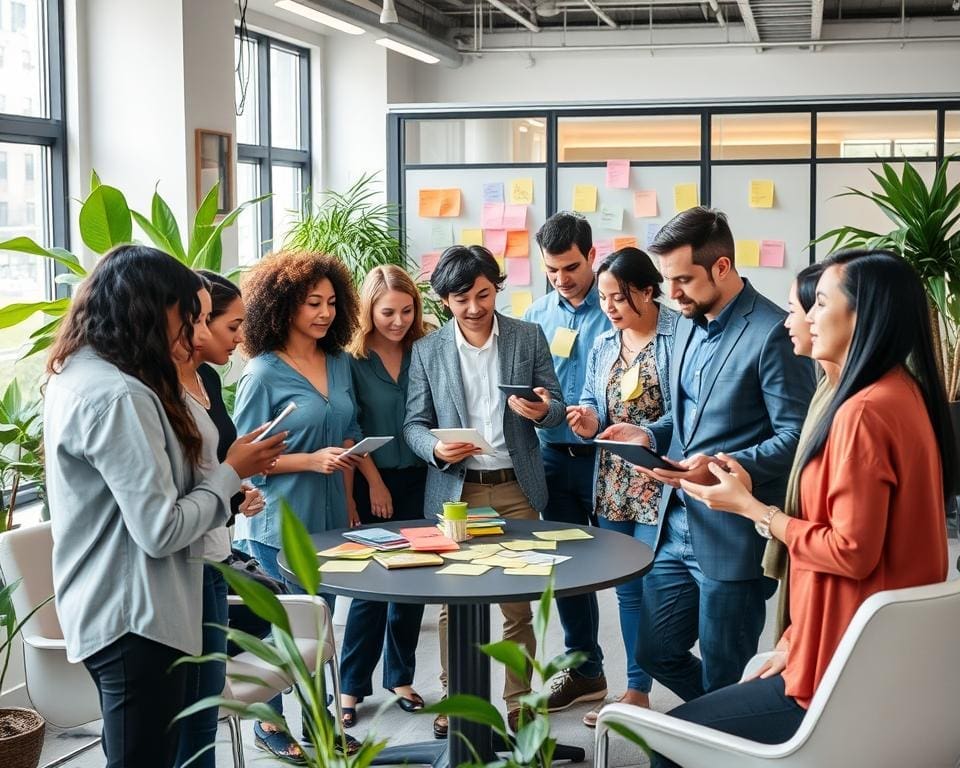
xmin=437 ymin=564 xmax=492 ymax=576
xmin=533 ymin=529 xmax=594 ymax=542
xmin=483 ymin=182 xmax=504 ymax=203
xmin=633 ymin=190 xmax=658 ymax=217
xmin=502 ymin=204 xmax=527 ymax=230
xmin=505 ymin=566 xmax=553 ymax=576
xmin=506 ymin=258 xmax=531 ymax=286
xmin=474 ymin=555 xmax=526 ymax=568
xmin=605 ymin=159 xmax=630 ymax=189
xmin=502 ymin=540 xmax=558 ymax=551
xmin=549 ymin=327 xmax=578 ymax=358
xmin=572 ymin=184 xmax=598 ymax=213
xmin=317 ymin=543 xmax=375 ymax=559
xmin=736 ymin=240 xmax=761 ymax=268
xmin=600 ymin=205 xmax=624 ymax=231
xmin=431 ymin=222 xmax=454 ymax=249
xmin=509 ymin=178 xmax=534 ymax=205
xmin=749 ymin=180 xmax=775 ymax=209
xmin=760 ymin=239 xmax=786 ymax=267
xmin=320 ymin=560 xmax=370 ymax=573
xmin=482 ymin=202 xmax=505 ymax=229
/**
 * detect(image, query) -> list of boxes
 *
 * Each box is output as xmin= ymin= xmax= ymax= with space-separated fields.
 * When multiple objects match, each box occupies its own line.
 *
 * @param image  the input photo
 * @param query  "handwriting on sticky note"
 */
xmin=511 ymin=290 xmax=533 ymax=318
xmin=505 ymin=566 xmax=553 ymax=576
xmin=483 ymin=182 xmax=504 ymax=203
xmin=573 ymin=184 xmax=598 ymax=213
xmin=674 ymin=183 xmax=699 ymax=213
xmin=420 ymin=252 xmax=441 ymax=280
xmin=431 ymin=223 xmax=454 ymax=249
xmin=736 ymin=240 xmax=761 ymax=267
xmin=533 ymin=529 xmax=594 ymax=541
xmin=505 ymin=230 xmax=529 ymax=258
xmin=600 ymin=205 xmax=624 ymax=231
xmin=550 ymin=327 xmax=578 ymax=358
xmin=502 ymin=204 xmax=527 ymax=230
xmin=506 ymin=258 xmax=531 ymax=286
xmin=437 ymin=563 xmax=491 ymax=576
xmin=634 ymin=190 xmax=658 ymax=217
xmin=760 ymin=239 xmax=785 ymax=267
xmin=482 ymin=202 xmax=505 ymax=229
xmin=460 ymin=228 xmax=484 ymax=247
xmin=320 ymin=560 xmax=370 ymax=573
xmin=749 ymin=180 xmax=775 ymax=209
xmin=484 ymin=229 xmax=507 ymax=256
xmin=605 ymin=159 xmax=630 ymax=189
xmin=509 ymin=178 xmax=534 ymax=205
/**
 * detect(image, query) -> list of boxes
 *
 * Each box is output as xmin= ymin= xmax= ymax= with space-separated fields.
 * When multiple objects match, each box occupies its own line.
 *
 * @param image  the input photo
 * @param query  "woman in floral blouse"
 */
xmin=566 ymin=247 xmax=679 ymax=724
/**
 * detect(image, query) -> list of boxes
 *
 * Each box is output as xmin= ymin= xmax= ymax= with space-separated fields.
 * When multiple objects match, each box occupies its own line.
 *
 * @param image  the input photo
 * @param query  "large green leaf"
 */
xmin=533 ymin=577 xmax=554 ymax=645
xmin=191 ymin=193 xmax=270 ymax=271
xmin=208 ymin=560 xmax=291 ymax=635
xmin=279 ymin=499 xmax=320 ymax=596
xmin=0 ymin=236 xmax=86 ymax=275
xmin=131 ymin=211 xmax=176 ymax=257
xmin=79 ymin=184 xmax=132 ymax=253
xmin=480 ymin=640 xmax=530 ymax=678
xmin=512 ymin=715 xmax=549 ymax=764
xmin=0 ymin=299 xmax=70 ymax=330
xmin=151 ymin=189 xmax=186 ymax=262
xmin=422 ymin=694 xmax=507 ymax=734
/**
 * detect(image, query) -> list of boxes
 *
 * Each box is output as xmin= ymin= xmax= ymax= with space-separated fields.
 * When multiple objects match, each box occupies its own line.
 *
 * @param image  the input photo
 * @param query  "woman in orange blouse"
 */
xmin=657 ymin=249 xmax=955 ymax=761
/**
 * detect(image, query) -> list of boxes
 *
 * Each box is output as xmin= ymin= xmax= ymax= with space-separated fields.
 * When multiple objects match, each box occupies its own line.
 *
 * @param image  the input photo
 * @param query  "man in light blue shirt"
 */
xmin=524 ymin=212 xmax=611 ymax=714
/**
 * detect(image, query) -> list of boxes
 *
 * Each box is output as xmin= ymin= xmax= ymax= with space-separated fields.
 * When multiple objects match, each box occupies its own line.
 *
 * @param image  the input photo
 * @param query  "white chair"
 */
xmin=221 ymin=593 xmax=343 ymax=768
xmin=595 ymin=579 xmax=960 ymax=768
xmin=0 ymin=522 xmax=102 ymax=768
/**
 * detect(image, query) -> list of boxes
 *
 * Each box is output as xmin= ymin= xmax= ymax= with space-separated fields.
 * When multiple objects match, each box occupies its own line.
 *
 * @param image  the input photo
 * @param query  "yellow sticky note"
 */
xmin=511 ymin=290 xmax=533 ymax=317
xmin=674 ymin=183 xmax=699 ymax=213
xmin=437 ymin=563 xmax=492 ymax=576
xmin=502 ymin=540 xmax=558 ymax=552
xmin=509 ymin=178 xmax=534 ymax=205
xmin=440 ymin=550 xmax=484 ymax=561
xmin=572 ymin=184 xmax=598 ymax=213
xmin=317 ymin=543 xmax=375 ymax=559
xmin=550 ymin=327 xmax=578 ymax=358
xmin=495 ymin=255 xmax=506 ymax=275
xmin=620 ymin=362 xmax=643 ymax=402
xmin=319 ymin=560 xmax=370 ymax=573
xmin=505 ymin=566 xmax=553 ymax=576
xmin=474 ymin=555 xmax=524 ymax=568
xmin=460 ymin=228 xmax=484 ymax=246
xmin=736 ymin=240 xmax=761 ymax=267
xmin=534 ymin=529 xmax=594 ymax=542
xmin=749 ymin=180 xmax=775 ymax=209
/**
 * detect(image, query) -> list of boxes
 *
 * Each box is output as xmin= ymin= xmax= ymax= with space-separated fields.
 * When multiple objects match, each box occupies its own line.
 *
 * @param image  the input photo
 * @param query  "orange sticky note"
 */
xmin=418 ymin=189 xmax=441 ymax=217
xmin=613 ymin=236 xmax=638 ymax=250
xmin=439 ymin=189 xmax=462 ymax=217
xmin=505 ymin=230 xmax=529 ymax=258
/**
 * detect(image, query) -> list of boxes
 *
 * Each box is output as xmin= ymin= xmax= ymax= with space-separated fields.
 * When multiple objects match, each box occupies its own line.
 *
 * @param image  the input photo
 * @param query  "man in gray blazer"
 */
xmin=404 ymin=244 xmax=565 ymax=736
xmin=602 ymin=208 xmax=814 ymax=703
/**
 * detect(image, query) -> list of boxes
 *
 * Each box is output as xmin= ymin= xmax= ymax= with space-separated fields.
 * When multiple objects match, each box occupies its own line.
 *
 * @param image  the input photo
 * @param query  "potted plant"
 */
xmin=0 ymin=577 xmax=53 ymax=768
xmin=0 ymin=381 xmax=44 ymax=532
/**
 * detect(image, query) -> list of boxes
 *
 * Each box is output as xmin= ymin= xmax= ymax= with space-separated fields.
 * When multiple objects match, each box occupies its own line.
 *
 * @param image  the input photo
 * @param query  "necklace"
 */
xmin=183 ymin=371 xmax=210 ymax=409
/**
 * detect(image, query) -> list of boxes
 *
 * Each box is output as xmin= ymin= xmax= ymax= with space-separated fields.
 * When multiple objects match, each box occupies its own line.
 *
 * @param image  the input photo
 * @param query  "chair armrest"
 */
xmin=23 ymin=635 xmax=68 ymax=651
xmin=226 ymin=593 xmax=332 ymax=640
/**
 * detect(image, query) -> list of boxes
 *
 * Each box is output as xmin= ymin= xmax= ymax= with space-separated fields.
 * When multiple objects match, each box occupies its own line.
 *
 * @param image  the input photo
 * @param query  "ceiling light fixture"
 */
xmin=526 ymin=118 xmax=545 ymax=128
xmin=275 ymin=0 xmax=365 ymax=35
xmin=375 ymin=37 xmax=440 ymax=64
xmin=380 ymin=0 xmax=399 ymax=24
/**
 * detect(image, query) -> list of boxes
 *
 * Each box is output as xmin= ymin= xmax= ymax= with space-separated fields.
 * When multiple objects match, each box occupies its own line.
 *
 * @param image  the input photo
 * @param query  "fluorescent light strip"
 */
xmin=275 ymin=0 xmax=365 ymax=35
xmin=375 ymin=37 xmax=440 ymax=64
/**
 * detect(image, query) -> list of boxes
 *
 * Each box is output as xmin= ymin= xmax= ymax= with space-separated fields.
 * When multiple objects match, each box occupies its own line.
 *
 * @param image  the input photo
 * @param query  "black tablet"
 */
xmin=498 ymin=384 xmax=540 ymax=403
xmin=594 ymin=439 xmax=681 ymax=472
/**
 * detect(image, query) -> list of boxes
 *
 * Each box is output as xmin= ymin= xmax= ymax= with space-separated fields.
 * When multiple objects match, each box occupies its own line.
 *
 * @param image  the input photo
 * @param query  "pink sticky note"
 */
xmin=502 ymin=204 xmax=527 ymax=230
xmin=482 ymin=203 xmax=505 ymax=229
xmin=506 ymin=259 xmax=531 ymax=286
xmin=633 ymin=190 xmax=658 ymax=217
xmin=605 ymin=159 xmax=630 ymax=189
xmin=420 ymin=252 xmax=441 ymax=279
xmin=595 ymin=239 xmax=614 ymax=259
xmin=484 ymin=229 xmax=507 ymax=256
xmin=760 ymin=240 xmax=786 ymax=268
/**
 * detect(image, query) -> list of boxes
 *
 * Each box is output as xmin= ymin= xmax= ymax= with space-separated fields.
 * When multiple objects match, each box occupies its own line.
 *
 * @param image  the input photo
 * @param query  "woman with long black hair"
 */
xmin=43 ymin=245 xmax=284 ymax=768
xmin=658 ymin=249 xmax=954 ymax=763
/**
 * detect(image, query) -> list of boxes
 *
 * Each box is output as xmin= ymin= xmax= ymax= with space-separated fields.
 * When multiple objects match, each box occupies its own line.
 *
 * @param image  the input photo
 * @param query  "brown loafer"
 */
xmin=433 ymin=712 xmax=448 ymax=739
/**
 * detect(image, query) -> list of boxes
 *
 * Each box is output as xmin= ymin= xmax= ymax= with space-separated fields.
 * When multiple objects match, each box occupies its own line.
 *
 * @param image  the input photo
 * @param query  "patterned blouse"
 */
xmin=595 ymin=339 xmax=664 ymax=523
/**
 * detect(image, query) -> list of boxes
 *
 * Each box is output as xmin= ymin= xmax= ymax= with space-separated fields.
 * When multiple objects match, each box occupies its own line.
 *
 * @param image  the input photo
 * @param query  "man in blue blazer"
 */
xmin=404 ymin=245 xmax=565 ymax=736
xmin=602 ymin=207 xmax=815 ymax=702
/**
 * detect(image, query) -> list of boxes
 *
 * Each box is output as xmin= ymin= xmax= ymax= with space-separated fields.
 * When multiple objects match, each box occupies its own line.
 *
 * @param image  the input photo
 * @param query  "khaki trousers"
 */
xmin=438 ymin=479 xmax=537 ymax=710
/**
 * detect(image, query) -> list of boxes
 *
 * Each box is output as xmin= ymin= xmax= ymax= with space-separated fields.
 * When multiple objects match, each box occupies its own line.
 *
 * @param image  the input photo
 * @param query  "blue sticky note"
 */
xmin=483 ymin=183 xmax=505 ymax=203
xmin=645 ymin=222 xmax=661 ymax=247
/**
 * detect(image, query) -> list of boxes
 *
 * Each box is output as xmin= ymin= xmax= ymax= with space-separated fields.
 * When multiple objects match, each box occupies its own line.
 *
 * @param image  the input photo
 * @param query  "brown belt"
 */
xmin=464 ymin=467 xmax=516 ymax=485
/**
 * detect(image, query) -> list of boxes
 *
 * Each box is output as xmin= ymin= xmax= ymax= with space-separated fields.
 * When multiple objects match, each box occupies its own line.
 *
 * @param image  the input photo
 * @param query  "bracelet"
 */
xmin=754 ymin=505 xmax=780 ymax=539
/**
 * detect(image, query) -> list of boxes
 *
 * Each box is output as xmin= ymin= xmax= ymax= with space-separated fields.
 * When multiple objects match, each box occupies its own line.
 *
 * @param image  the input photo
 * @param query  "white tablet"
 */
xmin=429 ymin=428 xmax=496 ymax=455
xmin=341 ymin=436 xmax=394 ymax=457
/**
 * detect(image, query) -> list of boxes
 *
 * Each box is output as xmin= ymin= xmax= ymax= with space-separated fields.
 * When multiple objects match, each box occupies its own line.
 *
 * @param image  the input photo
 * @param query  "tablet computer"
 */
xmin=593 ymin=439 xmax=681 ymax=472
xmin=341 ymin=436 xmax=394 ymax=458
xmin=498 ymin=384 xmax=540 ymax=403
xmin=429 ymin=428 xmax=496 ymax=455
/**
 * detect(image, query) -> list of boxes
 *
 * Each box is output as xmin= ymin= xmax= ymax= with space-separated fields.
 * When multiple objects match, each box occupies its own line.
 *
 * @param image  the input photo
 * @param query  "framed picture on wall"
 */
xmin=195 ymin=129 xmax=234 ymax=214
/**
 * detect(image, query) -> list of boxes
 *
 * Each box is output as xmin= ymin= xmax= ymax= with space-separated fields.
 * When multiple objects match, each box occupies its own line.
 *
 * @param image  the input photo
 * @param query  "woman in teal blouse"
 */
xmin=233 ymin=250 xmax=363 ymax=760
xmin=338 ymin=266 xmax=429 ymax=728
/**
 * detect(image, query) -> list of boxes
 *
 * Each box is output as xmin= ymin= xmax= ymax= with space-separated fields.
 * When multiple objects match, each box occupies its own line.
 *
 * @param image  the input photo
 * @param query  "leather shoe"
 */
xmin=433 ymin=712 xmax=448 ymax=739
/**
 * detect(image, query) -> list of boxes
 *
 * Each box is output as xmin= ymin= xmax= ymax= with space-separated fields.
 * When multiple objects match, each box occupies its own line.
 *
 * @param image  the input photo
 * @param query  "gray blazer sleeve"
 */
xmin=402 ymin=341 xmax=443 ymax=468
xmin=531 ymin=325 xmax=565 ymax=428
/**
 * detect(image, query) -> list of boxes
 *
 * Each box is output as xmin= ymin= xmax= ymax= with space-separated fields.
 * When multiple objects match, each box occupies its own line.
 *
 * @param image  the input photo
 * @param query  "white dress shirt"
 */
xmin=453 ymin=316 xmax=512 ymax=470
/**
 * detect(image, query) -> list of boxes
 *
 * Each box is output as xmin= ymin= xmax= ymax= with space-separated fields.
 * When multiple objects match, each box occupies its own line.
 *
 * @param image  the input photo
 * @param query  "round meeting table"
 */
xmin=279 ymin=517 xmax=654 ymax=767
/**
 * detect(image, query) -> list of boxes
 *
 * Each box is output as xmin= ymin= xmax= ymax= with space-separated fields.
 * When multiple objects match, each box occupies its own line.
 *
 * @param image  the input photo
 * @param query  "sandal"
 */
xmin=253 ymin=721 xmax=307 ymax=765
xmin=334 ymin=731 xmax=362 ymax=755
xmin=341 ymin=706 xmax=358 ymax=728
xmin=387 ymin=687 xmax=425 ymax=713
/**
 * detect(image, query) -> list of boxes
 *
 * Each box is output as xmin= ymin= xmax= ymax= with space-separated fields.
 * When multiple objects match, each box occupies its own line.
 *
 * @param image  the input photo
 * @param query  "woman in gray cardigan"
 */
xmin=43 ymin=245 xmax=285 ymax=768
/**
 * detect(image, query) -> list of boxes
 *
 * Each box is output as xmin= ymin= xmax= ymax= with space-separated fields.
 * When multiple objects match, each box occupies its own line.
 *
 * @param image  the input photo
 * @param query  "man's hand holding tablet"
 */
xmin=430 ymin=428 xmax=493 ymax=464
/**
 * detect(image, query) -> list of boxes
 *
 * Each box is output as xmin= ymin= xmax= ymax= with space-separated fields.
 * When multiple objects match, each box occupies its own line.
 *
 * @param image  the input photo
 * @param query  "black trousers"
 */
xmin=83 ymin=633 xmax=188 ymax=768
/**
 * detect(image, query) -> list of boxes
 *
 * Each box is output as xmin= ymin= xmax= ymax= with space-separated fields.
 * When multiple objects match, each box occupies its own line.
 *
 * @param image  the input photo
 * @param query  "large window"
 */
xmin=0 ymin=0 xmax=67 ymax=390
xmin=234 ymin=30 xmax=311 ymax=265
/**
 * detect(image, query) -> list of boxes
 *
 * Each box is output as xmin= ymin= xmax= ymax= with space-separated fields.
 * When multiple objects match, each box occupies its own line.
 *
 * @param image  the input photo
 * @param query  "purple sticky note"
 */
xmin=482 ymin=203 xmax=505 ymax=229
xmin=605 ymin=159 xmax=630 ymax=189
xmin=483 ymin=182 xmax=504 ymax=203
xmin=502 ymin=204 xmax=527 ymax=231
xmin=645 ymin=222 xmax=661 ymax=248
xmin=484 ymin=229 xmax=508 ymax=256
xmin=506 ymin=259 xmax=531 ymax=286
xmin=760 ymin=240 xmax=786 ymax=268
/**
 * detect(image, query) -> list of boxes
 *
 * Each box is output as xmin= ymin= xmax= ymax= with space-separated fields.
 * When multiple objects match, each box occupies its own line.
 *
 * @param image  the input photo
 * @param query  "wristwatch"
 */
xmin=755 ymin=506 xmax=780 ymax=539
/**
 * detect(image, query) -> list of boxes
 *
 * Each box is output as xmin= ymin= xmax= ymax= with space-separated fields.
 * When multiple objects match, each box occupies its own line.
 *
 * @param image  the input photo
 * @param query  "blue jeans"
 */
xmin=651 ymin=675 xmax=805 ymax=767
xmin=635 ymin=504 xmax=767 ymax=702
xmin=541 ymin=445 xmax=604 ymax=679
xmin=176 ymin=565 xmax=228 ymax=768
xmin=596 ymin=516 xmax=657 ymax=693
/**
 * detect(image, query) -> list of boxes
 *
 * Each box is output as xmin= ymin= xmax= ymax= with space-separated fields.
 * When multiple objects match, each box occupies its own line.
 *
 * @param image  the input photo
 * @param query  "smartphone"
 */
xmin=498 ymin=384 xmax=540 ymax=403
xmin=593 ymin=439 xmax=681 ymax=472
xmin=252 ymin=402 xmax=297 ymax=443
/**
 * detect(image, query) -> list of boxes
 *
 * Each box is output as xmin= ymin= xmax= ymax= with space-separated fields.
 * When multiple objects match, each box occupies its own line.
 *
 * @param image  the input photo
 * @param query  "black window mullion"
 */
xmin=259 ymin=34 xmax=273 ymax=252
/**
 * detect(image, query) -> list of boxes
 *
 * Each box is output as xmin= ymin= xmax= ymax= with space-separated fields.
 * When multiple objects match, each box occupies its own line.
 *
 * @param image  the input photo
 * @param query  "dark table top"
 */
xmin=278 ymin=519 xmax=654 ymax=605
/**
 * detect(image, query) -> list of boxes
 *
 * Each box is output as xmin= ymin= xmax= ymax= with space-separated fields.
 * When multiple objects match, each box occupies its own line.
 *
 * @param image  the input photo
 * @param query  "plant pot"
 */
xmin=0 ymin=708 xmax=45 ymax=768
xmin=948 ymin=402 xmax=960 ymax=537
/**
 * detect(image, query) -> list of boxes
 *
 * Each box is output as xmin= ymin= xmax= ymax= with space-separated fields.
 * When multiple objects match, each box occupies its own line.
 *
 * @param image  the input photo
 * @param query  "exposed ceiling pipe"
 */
xmin=735 ymin=0 xmax=761 ymax=41
xmin=584 ymin=0 xmax=617 ymax=28
xmin=705 ymin=0 xmax=726 ymax=27
xmin=487 ymin=0 xmax=540 ymax=30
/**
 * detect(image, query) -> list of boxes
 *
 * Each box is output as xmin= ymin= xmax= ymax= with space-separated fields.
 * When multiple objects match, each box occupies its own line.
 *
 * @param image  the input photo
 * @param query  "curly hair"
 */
xmin=241 ymin=251 xmax=359 ymax=357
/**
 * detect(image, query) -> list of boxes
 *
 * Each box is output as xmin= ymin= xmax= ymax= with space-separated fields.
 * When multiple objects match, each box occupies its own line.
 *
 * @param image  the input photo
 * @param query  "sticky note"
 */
xmin=431 ymin=222 xmax=454 ymax=249
xmin=760 ymin=239 xmax=786 ymax=268
xmin=460 ymin=228 xmax=484 ymax=247
xmin=437 ymin=564 xmax=492 ymax=576
xmin=482 ymin=202 xmax=505 ymax=229
xmin=502 ymin=204 xmax=527 ymax=230
xmin=600 ymin=205 xmax=624 ymax=231
xmin=418 ymin=189 xmax=441 ymax=217
xmin=506 ymin=258 xmax=531 ymax=286
xmin=549 ymin=327 xmax=578 ymax=358
xmin=674 ymin=183 xmax=699 ymax=213
xmin=505 ymin=230 xmax=529 ymax=258
xmin=511 ymin=290 xmax=533 ymax=317
xmin=533 ymin=528 xmax=594 ymax=541
xmin=483 ymin=182 xmax=504 ymax=203
xmin=749 ymin=180 xmax=775 ymax=209
xmin=439 ymin=189 xmax=462 ymax=217
xmin=502 ymin=540 xmax=558 ymax=551
xmin=613 ymin=236 xmax=638 ymax=251
xmin=484 ymin=229 xmax=507 ymax=256
xmin=634 ymin=190 xmax=658 ymax=217
xmin=495 ymin=255 xmax=505 ymax=274
xmin=420 ymin=252 xmax=440 ymax=279
xmin=419 ymin=189 xmax=460 ymax=217
xmin=620 ymin=361 xmax=644 ymax=401
xmin=573 ymin=184 xmax=598 ymax=213
xmin=317 ymin=543 xmax=375 ymax=558
xmin=319 ymin=560 xmax=369 ymax=573
xmin=474 ymin=555 xmax=524 ymax=568
xmin=645 ymin=222 xmax=661 ymax=248
xmin=605 ymin=159 xmax=630 ymax=189
xmin=440 ymin=549 xmax=488 ymax=561
xmin=594 ymin=239 xmax=614 ymax=260
xmin=736 ymin=240 xmax=761 ymax=267
xmin=505 ymin=566 xmax=553 ymax=576
xmin=509 ymin=178 xmax=534 ymax=205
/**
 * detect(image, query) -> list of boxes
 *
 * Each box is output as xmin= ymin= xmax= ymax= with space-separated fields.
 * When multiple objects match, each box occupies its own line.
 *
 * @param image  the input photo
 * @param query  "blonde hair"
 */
xmin=349 ymin=265 xmax=426 ymax=358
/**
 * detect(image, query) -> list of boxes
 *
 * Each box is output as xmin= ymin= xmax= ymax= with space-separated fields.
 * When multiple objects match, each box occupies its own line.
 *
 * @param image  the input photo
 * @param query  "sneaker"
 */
xmin=546 ymin=670 xmax=608 ymax=712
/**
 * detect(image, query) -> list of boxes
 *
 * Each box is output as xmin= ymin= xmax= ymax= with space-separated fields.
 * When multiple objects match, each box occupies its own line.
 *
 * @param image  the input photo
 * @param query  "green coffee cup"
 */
xmin=442 ymin=501 xmax=469 ymax=520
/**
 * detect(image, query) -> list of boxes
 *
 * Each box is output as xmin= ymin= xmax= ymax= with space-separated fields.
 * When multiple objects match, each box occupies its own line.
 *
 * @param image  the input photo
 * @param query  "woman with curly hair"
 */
xmin=233 ymin=250 xmax=363 ymax=762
